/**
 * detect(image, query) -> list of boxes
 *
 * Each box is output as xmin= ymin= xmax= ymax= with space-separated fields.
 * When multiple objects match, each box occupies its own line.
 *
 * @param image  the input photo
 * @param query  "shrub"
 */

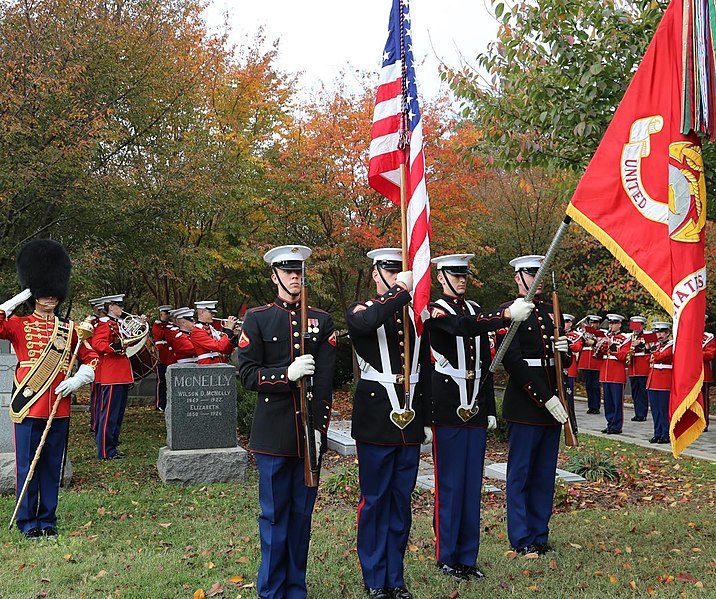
xmin=322 ymin=464 xmax=360 ymax=504
xmin=236 ymin=384 xmax=256 ymax=436
xmin=563 ymin=450 xmax=620 ymax=482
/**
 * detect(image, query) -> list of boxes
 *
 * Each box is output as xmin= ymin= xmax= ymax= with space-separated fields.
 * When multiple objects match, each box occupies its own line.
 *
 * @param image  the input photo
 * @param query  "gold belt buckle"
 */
xmin=466 ymin=370 xmax=476 ymax=380
xmin=395 ymin=374 xmax=405 ymax=385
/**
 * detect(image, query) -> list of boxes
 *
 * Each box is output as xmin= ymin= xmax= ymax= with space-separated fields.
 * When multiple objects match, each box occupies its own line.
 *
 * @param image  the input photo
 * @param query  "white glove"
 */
xmin=0 ymin=288 xmax=32 ymax=316
xmin=508 ymin=298 xmax=534 ymax=322
xmin=287 ymin=354 xmax=315 ymax=381
xmin=554 ymin=337 xmax=570 ymax=353
xmin=545 ymin=396 xmax=569 ymax=424
xmin=423 ymin=426 xmax=433 ymax=444
xmin=396 ymin=271 xmax=413 ymax=292
xmin=55 ymin=364 xmax=95 ymax=398
xmin=487 ymin=415 xmax=497 ymax=430
xmin=314 ymin=430 xmax=322 ymax=459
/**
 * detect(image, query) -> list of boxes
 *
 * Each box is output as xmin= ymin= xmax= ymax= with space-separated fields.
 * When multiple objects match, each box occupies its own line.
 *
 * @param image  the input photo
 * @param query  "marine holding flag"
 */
xmin=368 ymin=0 xmax=431 ymax=329
xmin=566 ymin=0 xmax=707 ymax=455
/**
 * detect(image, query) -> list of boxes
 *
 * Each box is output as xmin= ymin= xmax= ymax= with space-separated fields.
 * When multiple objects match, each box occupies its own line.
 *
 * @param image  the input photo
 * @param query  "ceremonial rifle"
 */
xmin=551 ymin=273 xmax=579 ymax=447
xmin=491 ymin=216 xmax=572 ymax=372
xmin=300 ymin=262 xmax=320 ymax=488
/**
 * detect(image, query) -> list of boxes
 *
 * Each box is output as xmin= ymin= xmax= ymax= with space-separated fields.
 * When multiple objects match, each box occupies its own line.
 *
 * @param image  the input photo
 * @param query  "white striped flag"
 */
xmin=368 ymin=0 xmax=431 ymax=330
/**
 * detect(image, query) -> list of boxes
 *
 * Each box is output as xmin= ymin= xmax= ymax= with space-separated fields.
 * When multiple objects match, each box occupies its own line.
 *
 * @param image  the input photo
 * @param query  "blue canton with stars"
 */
xmin=382 ymin=0 xmax=421 ymax=133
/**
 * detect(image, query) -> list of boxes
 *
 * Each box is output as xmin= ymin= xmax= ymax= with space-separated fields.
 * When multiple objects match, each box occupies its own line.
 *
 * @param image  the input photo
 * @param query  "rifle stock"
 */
xmin=551 ymin=275 xmax=579 ymax=447
xmin=300 ymin=272 xmax=320 ymax=488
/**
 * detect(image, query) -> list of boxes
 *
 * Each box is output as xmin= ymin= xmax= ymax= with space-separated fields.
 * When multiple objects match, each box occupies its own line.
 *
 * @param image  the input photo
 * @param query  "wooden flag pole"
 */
xmin=399 ymin=162 xmax=412 ymax=407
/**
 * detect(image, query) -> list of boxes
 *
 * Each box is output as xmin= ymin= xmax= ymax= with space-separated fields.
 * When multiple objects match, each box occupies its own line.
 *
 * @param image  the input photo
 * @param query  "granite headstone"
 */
xmin=157 ymin=363 xmax=247 ymax=484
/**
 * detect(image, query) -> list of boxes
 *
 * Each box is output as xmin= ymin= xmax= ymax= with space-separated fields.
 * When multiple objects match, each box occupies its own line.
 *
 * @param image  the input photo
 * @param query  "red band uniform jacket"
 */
xmin=566 ymin=331 xmax=582 ymax=378
xmin=627 ymin=336 xmax=650 ymax=377
xmin=152 ymin=320 xmax=176 ymax=366
xmin=0 ymin=311 xmax=99 ymax=418
xmin=498 ymin=299 xmax=572 ymax=426
xmin=595 ymin=332 xmax=630 ymax=384
xmin=647 ymin=341 xmax=674 ymax=390
xmin=347 ymin=284 xmax=431 ymax=445
xmin=190 ymin=322 xmax=237 ymax=365
xmin=425 ymin=295 xmax=508 ymax=427
xmin=171 ymin=329 xmax=197 ymax=363
xmin=703 ymin=333 xmax=715 ymax=384
xmin=238 ymin=298 xmax=336 ymax=456
xmin=91 ymin=316 xmax=133 ymax=385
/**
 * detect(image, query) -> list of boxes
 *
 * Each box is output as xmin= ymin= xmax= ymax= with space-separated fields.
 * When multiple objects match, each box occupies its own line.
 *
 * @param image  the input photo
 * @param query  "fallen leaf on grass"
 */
xmin=609 ymin=575 xmax=618 ymax=584
xmin=16 ymin=564 xmax=26 ymax=571
xmin=41 ymin=577 xmax=50 ymax=582
xmin=675 ymin=572 xmax=698 ymax=583
xmin=95 ymin=570 xmax=107 ymax=578
xmin=158 ymin=523 xmax=172 ymax=528
xmin=527 ymin=585 xmax=539 ymax=591
xmin=505 ymin=550 xmax=518 ymax=559
xmin=206 ymin=582 xmax=223 ymax=596
xmin=449 ymin=592 xmax=459 ymax=599
xmin=695 ymin=581 xmax=704 ymax=588
xmin=235 ymin=556 xmax=250 ymax=564
xmin=569 ymin=543 xmax=582 ymax=549
xmin=408 ymin=544 xmax=418 ymax=552
xmin=206 ymin=561 xmax=215 ymax=569
xmin=628 ymin=581 xmax=637 ymax=590
xmin=193 ymin=590 xmax=205 ymax=599
xmin=646 ymin=586 xmax=656 ymax=595
xmin=228 ymin=575 xmax=245 ymax=584
xmin=549 ymin=559 xmax=556 ymax=571
xmin=63 ymin=554 xmax=74 ymax=562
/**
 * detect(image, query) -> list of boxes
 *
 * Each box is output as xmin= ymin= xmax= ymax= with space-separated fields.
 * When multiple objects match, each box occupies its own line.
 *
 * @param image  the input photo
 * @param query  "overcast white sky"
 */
xmin=202 ymin=0 xmax=499 ymax=101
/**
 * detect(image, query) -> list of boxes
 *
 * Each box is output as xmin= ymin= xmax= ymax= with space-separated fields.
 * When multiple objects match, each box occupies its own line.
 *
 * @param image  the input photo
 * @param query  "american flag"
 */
xmin=368 ymin=0 xmax=431 ymax=329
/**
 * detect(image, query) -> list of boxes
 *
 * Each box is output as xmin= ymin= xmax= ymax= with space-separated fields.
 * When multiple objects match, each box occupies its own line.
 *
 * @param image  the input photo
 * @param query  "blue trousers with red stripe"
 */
xmin=506 ymin=423 xmax=560 ymax=552
xmin=581 ymin=369 xmax=601 ymax=411
xmin=356 ymin=442 xmax=420 ymax=589
xmin=254 ymin=453 xmax=318 ymax=599
xmin=155 ymin=363 xmax=168 ymax=410
xmin=433 ymin=426 xmax=486 ymax=567
xmin=602 ymin=382 xmax=624 ymax=432
xmin=89 ymin=382 xmax=99 ymax=432
xmin=649 ymin=389 xmax=670 ymax=440
xmin=96 ymin=384 xmax=128 ymax=459
xmin=630 ymin=376 xmax=648 ymax=419
xmin=13 ymin=417 xmax=69 ymax=533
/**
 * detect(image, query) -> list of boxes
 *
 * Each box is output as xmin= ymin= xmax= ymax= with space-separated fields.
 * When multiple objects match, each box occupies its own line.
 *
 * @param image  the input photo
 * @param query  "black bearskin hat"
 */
xmin=16 ymin=239 xmax=72 ymax=302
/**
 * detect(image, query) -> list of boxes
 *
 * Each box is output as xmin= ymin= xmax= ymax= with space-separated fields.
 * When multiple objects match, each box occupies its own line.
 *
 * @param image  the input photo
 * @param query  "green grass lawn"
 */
xmin=1 ymin=407 xmax=715 ymax=598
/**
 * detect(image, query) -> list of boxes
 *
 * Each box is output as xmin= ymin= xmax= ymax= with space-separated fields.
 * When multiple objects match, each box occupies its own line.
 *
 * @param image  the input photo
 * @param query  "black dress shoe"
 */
xmin=22 ymin=528 xmax=42 ymax=540
xmin=657 ymin=438 xmax=670 ymax=444
xmin=459 ymin=565 xmax=486 ymax=580
xmin=366 ymin=589 xmax=390 ymax=599
xmin=601 ymin=428 xmax=610 ymax=433
xmin=606 ymin=429 xmax=622 ymax=434
xmin=388 ymin=587 xmax=413 ymax=599
xmin=631 ymin=416 xmax=647 ymax=422
xmin=42 ymin=527 xmax=58 ymax=538
xmin=649 ymin=436 xmax=659 ymax=443
xmin=437 ymin=562 xmax=468 ymax=581
xmin=518 ymin=544 xmax=541 ymax=555
xmin=587 ymin=409 xmax=600 ymax=414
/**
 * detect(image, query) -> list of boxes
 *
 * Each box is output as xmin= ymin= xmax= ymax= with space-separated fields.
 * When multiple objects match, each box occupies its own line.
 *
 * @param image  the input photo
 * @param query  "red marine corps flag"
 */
xmin=567 ymin=0 xmax=712 ymax=456
xmin=369 ymin=0 xmax=431 ymax=330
